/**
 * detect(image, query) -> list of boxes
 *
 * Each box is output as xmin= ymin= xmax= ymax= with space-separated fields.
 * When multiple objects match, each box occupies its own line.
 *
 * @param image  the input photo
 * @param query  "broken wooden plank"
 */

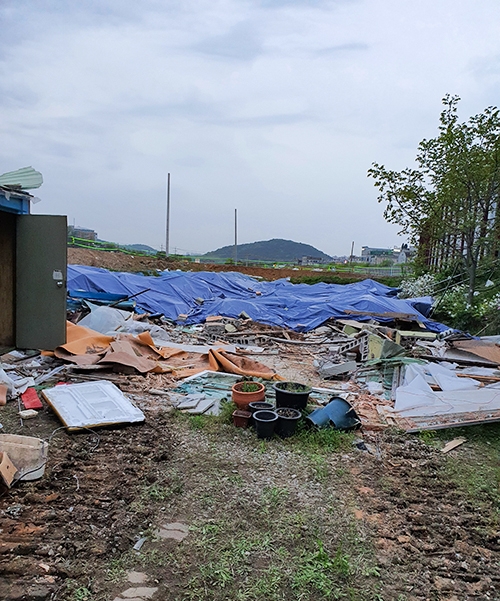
xmin=441 ymin=437 xmax=466 ymax=453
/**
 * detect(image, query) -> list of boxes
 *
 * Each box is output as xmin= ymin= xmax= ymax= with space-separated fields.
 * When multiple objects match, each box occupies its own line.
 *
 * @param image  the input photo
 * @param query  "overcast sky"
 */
xmin=1 ymin=0 xmax=500 ymax=256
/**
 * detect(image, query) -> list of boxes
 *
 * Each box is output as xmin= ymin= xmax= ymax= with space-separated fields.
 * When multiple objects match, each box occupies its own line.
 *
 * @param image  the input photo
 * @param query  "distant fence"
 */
xmin=67 ymin=240 xmax=412 ymax=277
xmin=68 ymin=237 xmax=158 ymax=257
xmin=347 ymin=265 xmax=410 ymax=277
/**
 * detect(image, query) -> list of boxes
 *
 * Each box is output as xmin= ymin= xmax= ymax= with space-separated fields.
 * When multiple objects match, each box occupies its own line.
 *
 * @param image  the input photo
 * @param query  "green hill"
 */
xmin=204 ymin=239 xmax=332 ymax=262
xmin=123 ymin=244 xmax=158 ymax=254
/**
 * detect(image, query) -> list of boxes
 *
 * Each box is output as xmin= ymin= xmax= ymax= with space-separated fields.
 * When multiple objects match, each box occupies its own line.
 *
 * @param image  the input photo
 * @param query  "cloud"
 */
xmin=192 ymin=21 xmax=263 ymax=61
xmin=315 ymin=42 xmax=368 ymax=55
xmin=216 ymin=112 xmax=313 ymax=126
xmin=1 ymin=0 xmax=500 ymax=256
xmin=259 ymin=0 xmax=351 ymax=8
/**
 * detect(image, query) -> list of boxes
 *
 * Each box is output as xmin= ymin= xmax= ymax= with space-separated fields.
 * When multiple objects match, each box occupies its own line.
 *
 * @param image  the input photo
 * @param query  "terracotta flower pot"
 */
xmin=231 ymin=381 xmax=266 ymax=410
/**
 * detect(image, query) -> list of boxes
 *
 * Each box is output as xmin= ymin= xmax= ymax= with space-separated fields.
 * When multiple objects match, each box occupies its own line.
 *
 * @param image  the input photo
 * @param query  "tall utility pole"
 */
xmin=349 ymin=241 xmax=354 ymax=268
xmin=165 ymin=172 xmax=171 ymax=256
xmin=234 ymin=209 xmax=238 ymax=265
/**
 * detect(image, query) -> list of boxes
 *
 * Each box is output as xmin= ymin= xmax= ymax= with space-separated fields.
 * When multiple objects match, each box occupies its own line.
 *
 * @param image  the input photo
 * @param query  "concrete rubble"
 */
xmin=3 ymin=298 xmax=500 ymax=457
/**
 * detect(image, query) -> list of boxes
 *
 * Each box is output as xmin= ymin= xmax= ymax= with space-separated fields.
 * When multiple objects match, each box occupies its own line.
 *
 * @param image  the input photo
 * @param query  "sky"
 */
xmin=1 ymin=0 xmax=500 ymax=257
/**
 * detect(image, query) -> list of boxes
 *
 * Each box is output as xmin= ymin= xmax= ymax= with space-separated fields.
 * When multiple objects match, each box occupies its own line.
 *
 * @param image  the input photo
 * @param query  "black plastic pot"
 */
xmin=248 ymin=401 xmax=274 ymax=427
xmin=253 ymin=410 xmax=278 ymax=439
xmin=275 ymin=407 xmax=301 ymax=438
xmin=273 ymin=382 xmax=312 ymax=410
xmin=248 ymin=401 xmax=274 ymax=414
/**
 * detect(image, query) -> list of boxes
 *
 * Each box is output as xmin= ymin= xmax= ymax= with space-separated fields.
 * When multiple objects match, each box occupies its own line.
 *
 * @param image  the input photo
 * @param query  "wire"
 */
xmin=0 ymin=426 xmax=101 ymax=498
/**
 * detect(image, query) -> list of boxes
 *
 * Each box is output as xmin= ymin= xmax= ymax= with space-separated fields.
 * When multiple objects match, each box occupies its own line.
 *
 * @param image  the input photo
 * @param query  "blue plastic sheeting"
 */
xmin=67 ymin=265 xmax=448 ymax=333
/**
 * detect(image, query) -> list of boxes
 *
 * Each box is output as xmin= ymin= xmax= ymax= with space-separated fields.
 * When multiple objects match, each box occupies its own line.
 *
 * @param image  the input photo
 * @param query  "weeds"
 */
xmin=142 ymin=469 xmax=183 ymax=502
xmin=72 ymin=588 xmax=93 ymax=601
xmin=262 ymin=485 xmax=289 ymax=510
xmin=309 ymin=454 xmax=329 ymax=482
xmin=190 ymin=414 xmax=209 ymax=430
xmin=292 ymin=541 xmax=351 ymax=597
xmin=62 ymin=581 xmax=94 ymax=601
xmin=200 ymin=561 xmax=234 ymax=588
xmin=288 ymin=422 xmax=354 ymax=454
xmin=437 ymin=424 xmax=500 ymax=517
xmin=216 ymin=399 xmax=235 ymax=424
xmin=418 ymin=430 xmax=437 ymax=446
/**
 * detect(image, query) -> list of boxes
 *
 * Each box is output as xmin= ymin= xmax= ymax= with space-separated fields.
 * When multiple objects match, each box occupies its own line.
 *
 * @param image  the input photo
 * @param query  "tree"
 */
xmin=368 ymin=95 xmax=500 ymax=304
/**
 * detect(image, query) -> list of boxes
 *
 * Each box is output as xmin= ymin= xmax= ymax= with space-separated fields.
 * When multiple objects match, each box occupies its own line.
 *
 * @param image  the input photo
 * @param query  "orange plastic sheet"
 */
xmin=208 ymin=349 xmax=283 ymax=380
xmin=51 ymin=321 xmax=280 ymax=379
xmin=52 ymin=322 xmax=114 ymax=365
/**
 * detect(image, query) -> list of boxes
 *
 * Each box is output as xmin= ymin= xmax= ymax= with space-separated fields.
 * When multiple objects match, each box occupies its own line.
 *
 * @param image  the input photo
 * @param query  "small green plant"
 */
xmin=262 ymin=485 xmax=289 ymax=509
xmin=239 ymin=382 xmax=261 ymax=393
xmin=289 ymin=420 xmax=354 ymax=453
xmin=189 ymin=414 xmax=208 ymax=430
xmin=106 ymin=560 xmax=127 ymax=583
xmin=293 ymin=541 xmax=351 ymax=596
xmin=145 ymin=483 xmax=170 ymax=501
xmin=275 ymin=381 xmax=311 ymax=393
xmin=199 ymin=558 xmax=234 ymax=588
xmin=216 ymin=399 xmax=235 ymax=424
xmin=72 ymin=587 xmax=93 ymax=601
xmin=418 ymin=430 xmax=437 ymax=445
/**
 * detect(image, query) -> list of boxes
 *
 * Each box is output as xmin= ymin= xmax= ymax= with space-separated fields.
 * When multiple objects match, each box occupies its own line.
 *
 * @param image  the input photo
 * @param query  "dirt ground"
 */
xmin=67 ymin=248 xmax=363 ymax=282
xmin=1 ymin=249 xmax=498 ymax=599
xmin=1 ymin=351 xmax=500 ymax=601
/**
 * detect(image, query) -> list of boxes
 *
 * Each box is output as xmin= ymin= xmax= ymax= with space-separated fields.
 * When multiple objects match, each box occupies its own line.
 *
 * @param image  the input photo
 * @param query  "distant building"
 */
xmin=361 ymin=244 xmax=416 ymax=265
xmin=361 ymin=247 xmax=396 ymax=264
xmin=68 ymin=225 xmax=97 ymax=241
xmin=297 ymin=256 xmax=326 ymax=265
xmin=396 ymin=244 xmax=416 ymax=264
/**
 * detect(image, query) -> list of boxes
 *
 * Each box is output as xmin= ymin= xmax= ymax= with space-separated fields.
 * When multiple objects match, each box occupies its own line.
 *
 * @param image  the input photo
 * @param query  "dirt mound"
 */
xmin=68 ymin=247 xmax=363 ymax=282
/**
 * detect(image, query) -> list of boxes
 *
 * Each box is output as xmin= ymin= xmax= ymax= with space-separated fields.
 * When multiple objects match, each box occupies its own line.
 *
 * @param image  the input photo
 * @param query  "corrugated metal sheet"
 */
xmin=0 ymin=166 xmax=43 ymax=190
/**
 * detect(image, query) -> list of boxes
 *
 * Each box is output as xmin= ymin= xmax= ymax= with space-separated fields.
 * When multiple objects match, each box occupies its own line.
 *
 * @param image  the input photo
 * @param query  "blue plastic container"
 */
xmin=306 ymin=397 xmax=360 ymax=431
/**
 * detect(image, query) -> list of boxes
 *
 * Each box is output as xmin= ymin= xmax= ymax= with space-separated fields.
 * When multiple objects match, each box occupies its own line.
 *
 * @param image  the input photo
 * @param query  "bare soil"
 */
xmin=2 ymin=356 xmax=499 ymax=601
xmin=67 ymin=247 xmax=363 ymax=282
xmin=1 ymin=248 xmax=493 ymax=601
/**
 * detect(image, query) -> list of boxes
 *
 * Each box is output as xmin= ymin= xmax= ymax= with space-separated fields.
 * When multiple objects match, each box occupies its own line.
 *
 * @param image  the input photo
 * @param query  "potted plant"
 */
xmin=275 ymin=407 xmax=302 ymax=438
xmin=273 ymin=381 xmax=312 ymax=410
xmin=232 ymin=409 xmax=252 ymax=428
xmin=253 ymin=410 xmax=278 ymax=439
xmin=231 ymin=380 xmax=266 ymax=410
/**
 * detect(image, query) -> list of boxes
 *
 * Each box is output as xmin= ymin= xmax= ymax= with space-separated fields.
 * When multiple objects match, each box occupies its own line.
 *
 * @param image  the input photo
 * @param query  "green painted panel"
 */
xmin=16 ymin=215 xmax=67 ymax=350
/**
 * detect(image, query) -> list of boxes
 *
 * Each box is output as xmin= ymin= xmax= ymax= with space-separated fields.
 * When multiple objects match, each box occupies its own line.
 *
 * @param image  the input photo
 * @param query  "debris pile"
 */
xmin=2 ymin=265 xmax=500 ymax=496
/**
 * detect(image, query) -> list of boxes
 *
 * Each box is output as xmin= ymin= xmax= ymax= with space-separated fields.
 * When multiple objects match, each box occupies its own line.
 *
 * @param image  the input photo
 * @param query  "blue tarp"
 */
xmin=67 ymin=265 xmax=448 ymax=333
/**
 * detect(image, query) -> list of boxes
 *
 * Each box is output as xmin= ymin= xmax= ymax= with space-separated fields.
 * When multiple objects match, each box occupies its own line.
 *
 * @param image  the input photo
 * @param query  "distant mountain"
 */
xmin=124 ymin=244 xmax=158 ymax=254
xmin=204 ymin=239 xmax=332 ymax=262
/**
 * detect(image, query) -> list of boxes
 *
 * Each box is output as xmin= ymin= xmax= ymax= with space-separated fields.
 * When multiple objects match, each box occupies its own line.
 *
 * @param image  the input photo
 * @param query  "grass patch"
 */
xmin=417 ymin=430 xmax=438 ymax=446
xmin=141 ymin=468 xmax=184 ymax=503
xmin=189 ymin=414 xmax=210 ymax=430
xmin=432 ymin=424 xmax=500 ymax=524
xmin=261 ymin=485 xmax=290 ymax=511
xmin=309 ymin=454 xmax=330 ymax=482
xmin=102 ymin=413 xmax=382 ymax=601
xmin=286 ymin=420 xmax=355 ymax=454
xmin=292 ymin=541 xmax=351 ymax=597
